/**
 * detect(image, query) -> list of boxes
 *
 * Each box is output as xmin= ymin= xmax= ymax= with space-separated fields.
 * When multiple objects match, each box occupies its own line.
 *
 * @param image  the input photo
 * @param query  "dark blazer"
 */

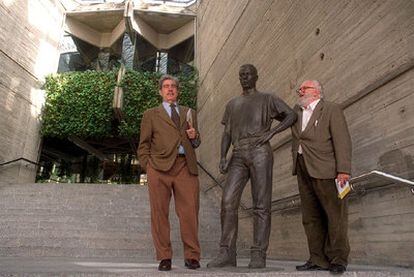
xmin=138 ymin=104 xmax=200 ymax=175
xmin=291 ymin=99 xmax=352 ymax=179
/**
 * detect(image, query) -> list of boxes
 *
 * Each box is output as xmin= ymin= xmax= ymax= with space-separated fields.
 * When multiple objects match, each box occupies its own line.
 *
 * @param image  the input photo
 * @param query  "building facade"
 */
xmin=0 ymin=0 xmax=65 ymax=182
xmin=195 ymin=0 xmax=414 ymax=267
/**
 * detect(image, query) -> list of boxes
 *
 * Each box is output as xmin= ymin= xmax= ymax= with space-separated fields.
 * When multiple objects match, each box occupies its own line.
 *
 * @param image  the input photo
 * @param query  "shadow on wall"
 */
xmin=377 ymin=149 xmax=414 ymax=180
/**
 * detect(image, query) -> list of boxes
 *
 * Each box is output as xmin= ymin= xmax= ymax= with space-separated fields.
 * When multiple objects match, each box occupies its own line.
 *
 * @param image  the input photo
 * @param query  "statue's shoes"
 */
xmin=206 ymin=249 xmax=236 ymax=268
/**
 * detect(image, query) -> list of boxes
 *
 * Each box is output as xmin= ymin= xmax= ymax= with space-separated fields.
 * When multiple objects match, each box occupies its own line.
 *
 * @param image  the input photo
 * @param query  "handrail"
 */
xmin=263 ymin=170 xmax=414 ymax=214
xmin=350 ymin=170 xmax=414 ymax=194
xmin=0 ymin=157 xmax=40 ymax=167
xmin=197 ymin=163 xmax=414 ymax=214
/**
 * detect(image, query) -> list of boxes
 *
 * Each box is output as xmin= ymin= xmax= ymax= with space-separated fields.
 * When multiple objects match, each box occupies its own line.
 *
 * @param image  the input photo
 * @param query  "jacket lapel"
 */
xmin=179 ymin=106 xmax=187 ymax=129
xmin=303 ymin=99 xmax=324 ymax=134
xmin=293 ymin=105 xmax=302 ymax=134
xmin=295 ymin=105 xmax=303 ymax=134
xmin=156 ymin=104 xmax=176 ymax=128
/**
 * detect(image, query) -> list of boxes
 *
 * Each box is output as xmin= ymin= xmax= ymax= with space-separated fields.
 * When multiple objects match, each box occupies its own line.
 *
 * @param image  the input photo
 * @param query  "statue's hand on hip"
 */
xmin=254 ymin=131 xmax=273 ymax=146
xmin=219 ymin=158 xmax=228 ymax=174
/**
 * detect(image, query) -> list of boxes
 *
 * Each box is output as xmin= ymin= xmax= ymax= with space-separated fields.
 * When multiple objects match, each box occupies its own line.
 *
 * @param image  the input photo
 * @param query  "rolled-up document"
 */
xmin=335 ymin=179 xmax=350 ymax=199
xmin=186 ymin=108 xmax=193 ymax=127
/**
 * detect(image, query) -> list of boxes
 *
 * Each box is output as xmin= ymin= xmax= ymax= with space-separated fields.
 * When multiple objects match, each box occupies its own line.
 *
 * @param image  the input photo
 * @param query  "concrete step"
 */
xmin=0 ymin=257 xmax=412 ymax=276
xmin=0 ymin=183 xmax=221 ymax=258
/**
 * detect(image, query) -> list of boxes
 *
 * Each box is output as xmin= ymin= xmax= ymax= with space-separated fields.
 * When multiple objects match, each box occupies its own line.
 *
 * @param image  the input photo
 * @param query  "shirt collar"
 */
xmin=302 ymin=99 xmax=320 ymax=111
xmin=162 ymin=101 xmax=178 ymax=109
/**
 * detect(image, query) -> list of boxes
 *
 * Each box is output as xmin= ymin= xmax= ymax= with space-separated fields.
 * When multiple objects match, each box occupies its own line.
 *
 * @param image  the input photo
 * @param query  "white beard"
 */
xmin=298 ymin=95 xmax=316 ymax=108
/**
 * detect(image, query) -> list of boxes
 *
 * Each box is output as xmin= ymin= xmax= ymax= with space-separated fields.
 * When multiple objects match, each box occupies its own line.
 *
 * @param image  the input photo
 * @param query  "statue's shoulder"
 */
xmin=258 ymin=91 xmax=272 ymax=96
xmin=259 ymin=91 xmax=281 ymax=101
xmin=226 ymin=96 xmax=241 ymax=106
xmin=257 ymin=91 xmax=274 ymax=97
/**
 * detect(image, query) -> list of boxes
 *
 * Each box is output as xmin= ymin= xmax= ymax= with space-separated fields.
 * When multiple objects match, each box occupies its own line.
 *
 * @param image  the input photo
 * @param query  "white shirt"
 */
xmin=298 ymin=99 xmax=320 ymax=154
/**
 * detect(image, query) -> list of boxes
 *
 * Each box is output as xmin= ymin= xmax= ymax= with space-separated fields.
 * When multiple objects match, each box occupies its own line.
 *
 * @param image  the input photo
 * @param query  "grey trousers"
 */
xmin=219 ymin=143 xmax=273 ymax=254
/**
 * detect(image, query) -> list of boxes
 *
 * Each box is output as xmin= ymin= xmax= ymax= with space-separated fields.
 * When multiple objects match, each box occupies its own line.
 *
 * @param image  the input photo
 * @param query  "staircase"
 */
xmin=1 ymin=182 xmax=413 ymax=276
xmin=0 ymin=182 xmax=221 ymax=259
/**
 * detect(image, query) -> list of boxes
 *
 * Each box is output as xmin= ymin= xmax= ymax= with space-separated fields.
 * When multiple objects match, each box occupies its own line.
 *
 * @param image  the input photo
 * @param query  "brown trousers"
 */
xmin=296 ymin=155 xmax=350 ymax=267
xmin=146 ymin=157 xmax=200 ymax=260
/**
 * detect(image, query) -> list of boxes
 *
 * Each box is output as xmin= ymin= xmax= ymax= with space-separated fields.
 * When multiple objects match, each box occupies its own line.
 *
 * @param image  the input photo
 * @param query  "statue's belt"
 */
xmin=233 ymin=137 xmax=269 ymax=150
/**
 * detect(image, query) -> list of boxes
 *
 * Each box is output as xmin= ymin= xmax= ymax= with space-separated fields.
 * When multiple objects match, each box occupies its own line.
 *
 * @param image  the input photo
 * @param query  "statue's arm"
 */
xmin=269 ymin=100 xmax=297 ymax=135
xmin=219 ymin=129 xmax=231 ymax=174
xmin=256 ymin=96 xmax=297 ymax=145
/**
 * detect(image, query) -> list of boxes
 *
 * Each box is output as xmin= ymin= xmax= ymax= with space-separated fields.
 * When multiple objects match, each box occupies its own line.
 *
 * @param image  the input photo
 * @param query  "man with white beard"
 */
xmin=291 ymin=80 xmax=352 ymax=275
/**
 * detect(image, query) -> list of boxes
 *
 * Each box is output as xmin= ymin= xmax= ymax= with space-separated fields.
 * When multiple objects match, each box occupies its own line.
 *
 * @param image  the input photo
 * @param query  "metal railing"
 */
xmin=350 ymin=170 xmax=414 ymax=194
xmin=0 ymin=157 xmax=40 ymax=167
xmin=197 ymin=162 xmax=414 ymax=214
xmin=267 ymin=170 xmax=414 ymax=214
xmin=141 ymin=0 xmax=197 ymax=6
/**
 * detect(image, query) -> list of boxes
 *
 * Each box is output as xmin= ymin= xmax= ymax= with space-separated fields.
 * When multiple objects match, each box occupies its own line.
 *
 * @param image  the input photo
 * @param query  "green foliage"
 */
xmin=41 ymin=69 xmax=198 ymax=139
xmin=42 ymin=70 xmax=116 ymax=138
xmin=119 ymin=70 xmax=198 ymax=137
xmin=118 ymin=71 xmax=161 ymax=137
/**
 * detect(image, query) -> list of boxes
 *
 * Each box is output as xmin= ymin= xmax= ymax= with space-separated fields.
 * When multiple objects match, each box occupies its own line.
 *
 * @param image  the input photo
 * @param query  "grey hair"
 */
xmin=158 ymin=74 xmax=180 ymax=90
xmin=310 ymin=80 xmax=324 ymax=98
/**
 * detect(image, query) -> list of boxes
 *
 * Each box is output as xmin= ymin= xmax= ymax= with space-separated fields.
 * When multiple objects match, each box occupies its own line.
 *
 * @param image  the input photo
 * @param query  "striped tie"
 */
xmin=170 ymin=103 xmax=180 ymax=128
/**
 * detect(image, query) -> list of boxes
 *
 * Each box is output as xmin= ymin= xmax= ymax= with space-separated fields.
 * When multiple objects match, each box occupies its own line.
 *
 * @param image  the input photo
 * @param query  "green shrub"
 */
xmin=42 ymin=70 xmax=116 ymax=138
xmin=41 ymin=70 xmax=198 ymax=140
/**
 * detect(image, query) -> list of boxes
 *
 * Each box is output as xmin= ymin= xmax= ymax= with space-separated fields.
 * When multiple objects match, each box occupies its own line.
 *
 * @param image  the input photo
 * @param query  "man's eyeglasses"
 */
xmin=296 ymin=86 xmax=316 ymax=94
xmin=162 ymin=84 xmax=177 ymax=89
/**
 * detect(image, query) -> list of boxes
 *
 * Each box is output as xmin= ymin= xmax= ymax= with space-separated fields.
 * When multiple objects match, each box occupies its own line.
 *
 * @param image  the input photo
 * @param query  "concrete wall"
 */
xmin=0 ymin=0 xmax=65 ymax=182
xmin=196 ymin=0 xmax=414 ymax=267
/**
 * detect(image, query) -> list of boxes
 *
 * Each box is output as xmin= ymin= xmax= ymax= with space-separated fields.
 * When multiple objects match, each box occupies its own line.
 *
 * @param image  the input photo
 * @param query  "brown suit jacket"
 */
xmin=291 ymin=99 xmax=352 ymax=179
xmin=138 ymin=104 xmax=200 ymax=175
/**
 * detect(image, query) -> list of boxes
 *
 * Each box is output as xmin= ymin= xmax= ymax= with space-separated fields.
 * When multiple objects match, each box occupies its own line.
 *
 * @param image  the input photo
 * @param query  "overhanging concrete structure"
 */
xmin=63 ymin=0 xmax=196 ymax=51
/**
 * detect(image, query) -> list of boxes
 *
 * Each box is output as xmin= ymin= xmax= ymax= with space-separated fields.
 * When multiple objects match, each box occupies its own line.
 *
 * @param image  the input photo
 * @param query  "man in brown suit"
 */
xmin=138 ymin=75 xmax=201 ymax=271
xmin=291 ymin=80 xmax=352 ymax=275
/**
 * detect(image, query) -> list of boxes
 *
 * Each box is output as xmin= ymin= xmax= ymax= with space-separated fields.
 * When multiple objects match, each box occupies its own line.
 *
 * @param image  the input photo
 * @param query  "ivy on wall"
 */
xmin=41 ymin=69 xmax=198 ymax=140
xmin=42 ymin=71 xmax=116 ymax=138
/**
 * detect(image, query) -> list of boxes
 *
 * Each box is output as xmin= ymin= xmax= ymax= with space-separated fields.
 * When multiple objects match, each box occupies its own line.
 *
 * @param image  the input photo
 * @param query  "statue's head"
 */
xmin=239 ymin=64 xmax=258 ymax=90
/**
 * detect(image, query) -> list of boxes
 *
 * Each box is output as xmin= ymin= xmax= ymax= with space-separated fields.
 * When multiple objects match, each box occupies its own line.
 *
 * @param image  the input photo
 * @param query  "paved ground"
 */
xmin=0 ymin=257 xmax=413 ymax=276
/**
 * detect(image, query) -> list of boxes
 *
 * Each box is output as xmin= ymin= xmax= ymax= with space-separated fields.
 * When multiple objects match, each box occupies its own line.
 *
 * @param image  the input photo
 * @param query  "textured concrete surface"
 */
xmin=0 ymin=183 xmax=221 ymax=259
xmin=0 ymin=0 xmax=64 ymax=183
xmin=0 ymin=257 xmax=413 ymax=276
xmin=195 ymin=0 xmax=414 ymax=267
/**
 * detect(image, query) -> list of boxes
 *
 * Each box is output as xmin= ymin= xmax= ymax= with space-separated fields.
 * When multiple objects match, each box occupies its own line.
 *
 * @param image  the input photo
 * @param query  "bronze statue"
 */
xmin=207 ymin=64 xmax=297 ymax=268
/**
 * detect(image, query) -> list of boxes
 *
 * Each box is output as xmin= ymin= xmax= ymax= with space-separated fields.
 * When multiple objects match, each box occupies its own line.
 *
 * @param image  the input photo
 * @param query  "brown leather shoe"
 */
xmin=296 ymin=261 xmax=328 ymax=271
xmin=158 ymin=259 xmax=171 ymax=271
xmin=184 ymin=259 xmax=200 ymax=270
